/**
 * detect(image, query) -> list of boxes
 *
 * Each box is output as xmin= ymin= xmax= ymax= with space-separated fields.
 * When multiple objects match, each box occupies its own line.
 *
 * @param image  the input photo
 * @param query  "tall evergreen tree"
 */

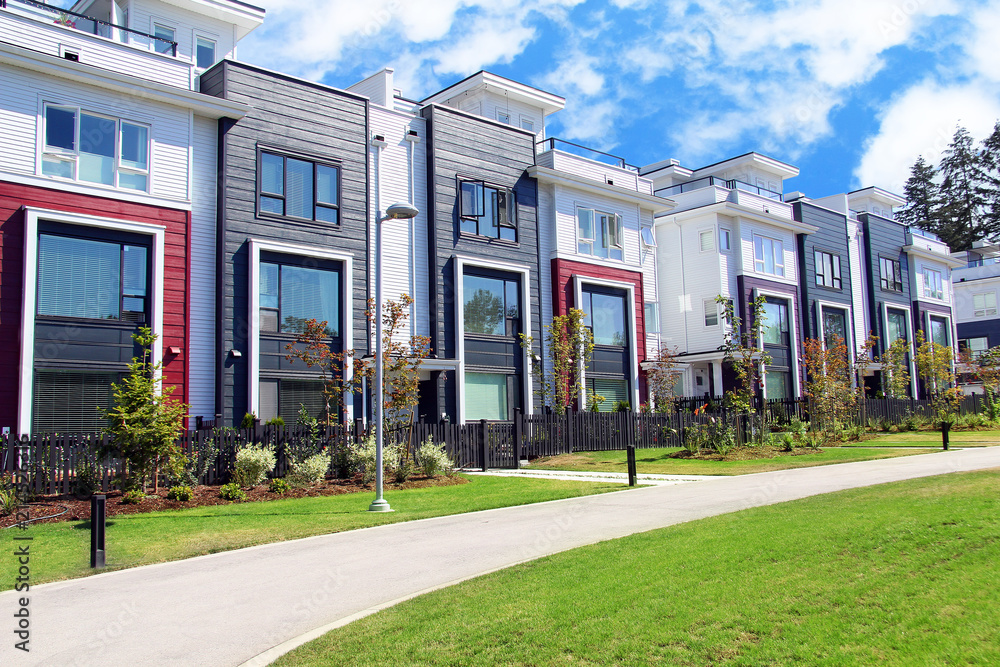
xmin=897 ymin=155 xmax=942 ymax=233
xmin=975 ymin=120 xmax=1000 ymax=240
xmin=937 ymin=125 xmax=986 ymax=251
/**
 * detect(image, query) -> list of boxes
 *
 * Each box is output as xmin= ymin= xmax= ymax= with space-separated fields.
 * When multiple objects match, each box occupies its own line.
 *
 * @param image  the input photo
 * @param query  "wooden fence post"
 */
xmin=513 ymin=409 xmax=523 ymax=468
xmin=480 ymin=419 xmax=489 ymax=472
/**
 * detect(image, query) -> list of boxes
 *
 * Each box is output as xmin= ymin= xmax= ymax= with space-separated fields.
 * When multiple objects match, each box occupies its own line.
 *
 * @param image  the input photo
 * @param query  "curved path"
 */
xmin=4 ymin=446 xmax=999 ymax=666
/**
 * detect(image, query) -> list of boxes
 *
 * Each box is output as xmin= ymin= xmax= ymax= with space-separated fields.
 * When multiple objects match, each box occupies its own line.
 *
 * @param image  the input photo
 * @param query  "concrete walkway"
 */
xmin=4 ymin=447 xmax=999 ymax=667
xmin=467 ymin=468 xmax=727 ymax=485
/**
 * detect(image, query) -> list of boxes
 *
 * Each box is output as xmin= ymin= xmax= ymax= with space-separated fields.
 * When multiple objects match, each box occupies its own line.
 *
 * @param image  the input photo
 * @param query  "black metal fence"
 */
xmin=3 ymin=394 xmax=991 ymax=495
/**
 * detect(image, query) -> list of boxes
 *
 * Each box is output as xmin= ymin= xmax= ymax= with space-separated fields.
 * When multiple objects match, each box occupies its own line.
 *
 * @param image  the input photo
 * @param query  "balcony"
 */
xmin=655 ymin=175 xmax=782 ymax=201
xmin=536 ymin=138 xmax=653 ymax=194
xmin=536 ymin=138 xmax=639 ymax=172
xmin=0 ymin=0 xmax=193 ymax=88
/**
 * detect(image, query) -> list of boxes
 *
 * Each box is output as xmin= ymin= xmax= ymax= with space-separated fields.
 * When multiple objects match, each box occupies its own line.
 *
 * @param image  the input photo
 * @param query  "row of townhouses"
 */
xmin=0 ymin=0 xmax=985 ymax=433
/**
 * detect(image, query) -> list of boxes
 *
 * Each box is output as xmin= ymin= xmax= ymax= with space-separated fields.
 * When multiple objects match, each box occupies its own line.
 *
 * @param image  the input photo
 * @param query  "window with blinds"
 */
xmin=37 ymin=233 xmax=148 ymax=322
xmin=259 ymin=261 xmax=339 ymax=336
xmin=586 ymin=378 xmax=629 ymax=412
xmin=33 ymin=370 xmax=117 ymax=433
xmin=465 ymin=372 xmax=509 ymax=421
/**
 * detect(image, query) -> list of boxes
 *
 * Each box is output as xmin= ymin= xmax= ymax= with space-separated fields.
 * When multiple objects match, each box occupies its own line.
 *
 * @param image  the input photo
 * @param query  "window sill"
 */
xmin=458 ymin=231 xmax=519 ymax=247
xmin=257 ymin=211 xmax=342 ymax=230
xmin=37 ymin=172 xmax=150 ymax=197
xmin=35 ymin=315 xmax=143 ymax=327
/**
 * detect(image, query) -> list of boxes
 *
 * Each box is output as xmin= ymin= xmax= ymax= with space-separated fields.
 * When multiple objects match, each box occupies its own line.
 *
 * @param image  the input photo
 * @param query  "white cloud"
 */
xmin=964 ymin=0 xmax=1000 ymax=82
xmin=853 ymin=81 xmax=1000 ymax=194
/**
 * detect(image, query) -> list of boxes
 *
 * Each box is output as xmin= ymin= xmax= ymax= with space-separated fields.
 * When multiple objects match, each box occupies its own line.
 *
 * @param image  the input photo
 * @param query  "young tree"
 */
xmin=285 ymin=318 xmax=354 ymax=428
xmin=520 ymin=308 xmax=594 ymax=415
xmin=357 ymin=294 xmax=430 ymax=452
xmin=101 ymin=327 xmax=189 ymax=494
xmin=801 ymin=334 xmax=856 ymax=439
xmin=879 ymin=337 xmax=912 ymax=399
xmin=914 ymin=330 xmax=962 ymax=424
xmin=646 ymin=345 xmax=683 ymax=413
xmin=716 ymin=294 xmax=769 ymax=415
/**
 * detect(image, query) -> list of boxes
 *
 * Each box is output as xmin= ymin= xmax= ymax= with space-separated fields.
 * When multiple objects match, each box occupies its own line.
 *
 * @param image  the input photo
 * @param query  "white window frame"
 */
xmin=572 ymin=275 xmax=639 ymax=411
xmin=704 ymin=298 xmax=719 ymax=327
xmin=753 ymin=233 xmax=785 ymax=277
xmin=816 ymin=300 xmax=853 ymax=359
xmin=973 ymin=291 xmax=997 ymax=317
xmin=39 ymin=101 xmax=151 ymax=193
xmin=699 ymin=228 xmax=715 ymax=253
xmin=881 ymin=302 xmax=917 ymax=398
xmin=576 ymin=206 xmax=624 ymax=261
xmin=248 ymin=239 xmax=354 ymax=421
xmin=644 ymin=302 xmax=660 ymax=334
xmin=719 ymin=227 xmax=731 ymax=251
xmin=519 ymin=116 xmax=535 ymax=132
xmin=753 ymin=288 xmax=800 ymax=399
xmin=18 ymin=207 xmax=165 ymax=434
xmin=962 ymin=336 xmax=989 ymax=359
xmin=922 ymin=267 xmax=944 ymax=301
xmin=455 ymin=255 xmax=533 ymax=424
xmin=924 ymin=310 xmax=954 ymax=350
xmin=151 ymin=20 xmax=176 ymax=55
xmin=193 ymin=31 xmax=219 ymax=70
xmin=496 ymin=110 xmax=511 ymax=124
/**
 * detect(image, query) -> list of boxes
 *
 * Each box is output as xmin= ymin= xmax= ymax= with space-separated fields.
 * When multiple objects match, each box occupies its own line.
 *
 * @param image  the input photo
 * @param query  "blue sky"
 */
xmin=237 ymin=0 xmax=1000 ymax=199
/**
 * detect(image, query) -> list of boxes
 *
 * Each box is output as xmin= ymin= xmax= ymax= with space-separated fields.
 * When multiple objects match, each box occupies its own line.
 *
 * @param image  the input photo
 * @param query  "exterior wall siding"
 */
xmin=187 ymin=114 xmax=217 ymax=420
xmin=204 ymin=61 xmax=369 ymax=424
xmin=793 ymin=202 xmax=854 ymax=343
xmin=862 ymin=214 xmax=911 ymax=356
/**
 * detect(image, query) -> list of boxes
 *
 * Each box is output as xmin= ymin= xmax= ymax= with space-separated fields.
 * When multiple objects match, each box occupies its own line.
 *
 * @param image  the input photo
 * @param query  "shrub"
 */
xmin=344 ymin=432 xmax=402 ymax=484
xmin=240 ymin=412 xmax=258 ymax=429
xmin=264 ymin=416 xmax=285 ymax=427
xmin=72 ymin=460 xmax=100 ymax=498
xmin=614 ymin=400 xmax=631 ymax=412
xmin=232 ymin=443 xmax=276 ymax=487
xmin=121 ymin=489 xmax=144 ymax=504
xmin=219 ymin=482 xmax=246 ymax=501
xmin=392 ymin=460 xmax=415 ymax=483
xmin=802 ymin=430 xmax=825 ymax=449
xmin=0 ymin=477 xmax=19 ymax=516
xmin=287 ymin=452 xmax=329 ymax=488
xmin=169 ymin=438 xmax=219 ymax=488
xmin=166 ymin=485 xmax=193 ymax=501
xmin=841 ymin=424 xmax=866 ymax=442
xmin=268 ymin=478 xmax=290 ymax=494
xmin=778 ymin=432 xmax=796 ymax=452
xmin=416 ymin=436 xmax=454 ymax=477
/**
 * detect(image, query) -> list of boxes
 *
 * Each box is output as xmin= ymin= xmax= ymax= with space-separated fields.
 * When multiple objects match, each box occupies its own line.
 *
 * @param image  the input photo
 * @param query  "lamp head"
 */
xmin=382 ymin=202 xmax=419 ymax=221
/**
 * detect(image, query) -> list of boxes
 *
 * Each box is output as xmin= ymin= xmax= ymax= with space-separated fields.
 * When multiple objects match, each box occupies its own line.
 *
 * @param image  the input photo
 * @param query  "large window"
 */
xmin=753 ymin=234 xmax=784 ymax=277
xmin=922 ymin=268 xmax=944 ymax=300
xmin=33 ymin=370 xmax=118 ymax=433
xmin=459 ymin=180 xmax=517 ymax=241
xmin=259 ymin=151 xmax=340 ymax=224
xmin=761 ymin=296 xmax=792 ymax=399
xmin=761 ymin=299 xmax=789 ymax=346
xmin=929 ymin=315 xmax=949 ymax=348
xmin=582 ymin=289 xmax=627 ymax=347
xmin=973 ymin=292 xmax=997 ymax=317
xmin=37 ymin=233 xmax=147 ymax=322
xmin=886 ymin=308 xmax=908 ymax=345
xmin=586 ymin=377 xmax=629 ymax=412
xmin=259 ymin=378 xmax=326 ymax=423
xmin=463 ymin=273 xmax=519 ymax=337
xmin=578 ymin=208 xmax=623 ymax=261
xmin=42 ymin=104 xmax=149 ymax=191
xmin=822 ymin=308 xmax=847 ymax=349
xmin=465 ymin=372 xmax=510 ymax=421
xmin=814 ymin=250 xmax=842 ymax=289
xmin=259 ymin=262 xmax=340 ymax=335
xmin=880 ymin=257 xmax=903 ymax=292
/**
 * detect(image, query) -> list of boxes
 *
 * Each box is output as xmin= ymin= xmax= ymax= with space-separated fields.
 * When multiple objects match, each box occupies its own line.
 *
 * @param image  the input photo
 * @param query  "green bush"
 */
xmin=0 ymin=476 xmax=20 ymax=516
xmin=219 ymin=482 xmax=247 ymax=501
xmin=344 ymin=432 xmax=402 ymax=484
xmin=392 ymin=460 xmax=415 ymax=483
xmin=268 ymin=478 xmax=290 ymax=494
xmin=240 ymin=412 xmax=258 ymax=429
xmin=72 ymin=460 xmax=100 ymax=498
xmin=287 ymin=452 xmax=329 ymax=488
xmin=264 ymin=416 xmax=285 ymax=427
xmin=232 ymin=443 xmax=276 ymax=487
xmin=121 ymin=489 xmax=144 ymax=504
xmin=416 ymin=436 xmax=454 ymax=477
xmin=166 ymin=485 xmax=193 ymax=501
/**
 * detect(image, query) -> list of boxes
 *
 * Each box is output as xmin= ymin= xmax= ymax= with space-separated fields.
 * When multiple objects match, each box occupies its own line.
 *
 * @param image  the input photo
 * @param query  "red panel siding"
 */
xmin=551 ymin=258 xmax=648 ymax=404
xmin=0 ymin=181 xmax=190 ymax=428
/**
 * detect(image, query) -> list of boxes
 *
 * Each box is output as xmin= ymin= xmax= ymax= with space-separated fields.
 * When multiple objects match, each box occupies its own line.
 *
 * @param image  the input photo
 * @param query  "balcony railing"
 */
xmin=906 ymin=226 xmax=942 ymax=243
xmin=1 ymin=0 xmax=177 ymax=56
xmin=655 ymin=176 xmax=782 ymax=201
xmin=536 ymin=137 xmax=639 ymax=172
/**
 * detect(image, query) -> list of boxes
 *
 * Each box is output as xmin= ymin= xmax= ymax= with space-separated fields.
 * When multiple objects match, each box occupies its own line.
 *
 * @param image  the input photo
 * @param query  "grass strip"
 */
xmin=861 ymin=430 xmax=1000 ymax=447
xmin=528 ymin=445 xmax=931 ymax=476
xmin=0 ymin=476 xmax=623 ymax=590
xmin=276 ymin=469 xmax=1000 ymax=667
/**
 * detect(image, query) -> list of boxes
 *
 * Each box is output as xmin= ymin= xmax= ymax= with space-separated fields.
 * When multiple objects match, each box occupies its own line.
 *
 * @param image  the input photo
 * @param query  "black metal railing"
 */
xmin=536 ymin=137 xmax=639 ymax=172
xmin=3 ymin=0 xmax=177 ymax=56
xmin=655 ymin=176 xmax=782 ymax=200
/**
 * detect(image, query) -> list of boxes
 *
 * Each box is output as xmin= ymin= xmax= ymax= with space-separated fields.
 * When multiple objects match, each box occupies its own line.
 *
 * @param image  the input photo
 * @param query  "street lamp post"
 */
xmin=369 ymin=202 xmax=419 ymax=512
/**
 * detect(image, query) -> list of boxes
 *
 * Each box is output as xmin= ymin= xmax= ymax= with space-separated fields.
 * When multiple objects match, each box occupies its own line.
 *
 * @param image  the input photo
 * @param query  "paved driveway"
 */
xmin=3 ymin=446 xmax=998 ymax=667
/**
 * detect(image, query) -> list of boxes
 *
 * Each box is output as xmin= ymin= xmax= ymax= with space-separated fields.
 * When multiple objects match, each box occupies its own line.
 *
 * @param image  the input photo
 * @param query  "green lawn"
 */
xmin=0 ymin=476 xmax=623 ymax=590
xmin=276 ymin=469 xmax=1000 ymax=667
xmin=527 ymin=445 xmax=933 ymax=476
xmin=861 ymin=429 xmax=1000 ymax=447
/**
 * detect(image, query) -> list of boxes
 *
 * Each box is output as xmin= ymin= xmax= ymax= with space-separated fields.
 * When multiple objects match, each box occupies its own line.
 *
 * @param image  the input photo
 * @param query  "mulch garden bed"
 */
xmin=1 ymin=474 xmax=468 ymax=528
xmin=669 ymin=445 xmax=825 ymax=462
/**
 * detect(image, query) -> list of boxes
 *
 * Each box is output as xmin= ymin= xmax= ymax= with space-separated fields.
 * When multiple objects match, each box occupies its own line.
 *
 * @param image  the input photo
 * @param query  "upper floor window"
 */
xmin=520 ymin=117 xmax=534 ymax=132
xmin=720 ymin=228 xmax=732 ymax=251
xmin=259 ymin=151 xmax=340 ymax=224
xmin=37 ymin=232 xmax=148 ymax=322
xmin=699 ymin=229 xmax=715 ymax=252
xmin=644 ymin=302 xmax=660 ymax=334
xmin=459 ymin=180 xmax=517 ymax=241
xmin=880 ymin=257 xmax=903 ymax=292
xmin=973 ymin=292 xmax=997 ymax=317
xmin=814 ymin=250 xmax=842 ymax=289
xmin=753 ymin=234 xmax=784 ymax=277
xmin=960 ymin=337 xmax=989 ymax=359
xmin=922 ymin=268 xmax=944 ymax=300
xmin=496 ymin=110 xmax=511 ymax=124
xmin=704 ymin=298 xmax=719 ymax=327
xmin=42 ymin=104 xmax=149 ymax=192
xmin=259 ymin=261 xmax=340 ymax=336
xmin=761 ymin=298 xmax=790 ymax=346
xmin=578 ymin=208 xmax=623 ymax=261
xmin=463 ymin=273 xmax=520 ymax=337
xmin=196 ymin=36 xmax=216 ymax=69
xmin=153 ymin=24 xmax=175 ymax=55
